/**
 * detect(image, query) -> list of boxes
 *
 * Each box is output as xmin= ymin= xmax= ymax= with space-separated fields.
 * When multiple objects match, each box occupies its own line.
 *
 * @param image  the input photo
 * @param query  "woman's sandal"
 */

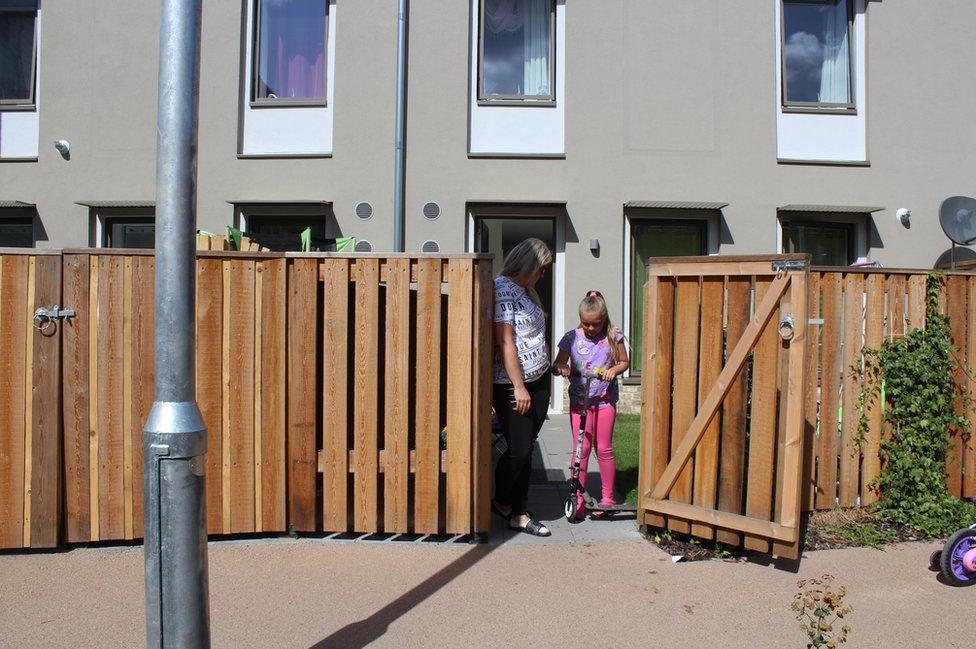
xmin=491 ymin=501 xmax=513 ymax=521
xmin=509 ymin=516 xmax=551 ymax=537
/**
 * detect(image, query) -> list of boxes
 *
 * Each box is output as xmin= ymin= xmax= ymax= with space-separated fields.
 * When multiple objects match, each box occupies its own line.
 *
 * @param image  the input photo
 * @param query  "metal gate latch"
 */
xmin=33 ymin=305 xmax=76 ymax=332
xmin=778 ymin=314 xmax=796 ymax=341
xmin=771 ymin=260 xmax=807 ymax=273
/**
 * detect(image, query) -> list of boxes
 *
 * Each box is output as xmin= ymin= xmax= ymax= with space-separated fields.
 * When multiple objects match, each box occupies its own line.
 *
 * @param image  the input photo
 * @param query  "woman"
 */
xmin=491 ymin=237 xmax=553 ymax=536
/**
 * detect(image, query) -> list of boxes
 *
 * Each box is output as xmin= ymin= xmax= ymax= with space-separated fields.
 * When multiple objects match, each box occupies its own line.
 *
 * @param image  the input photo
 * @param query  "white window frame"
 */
xmin=468 ymin=0 xmax=566 ymax=157
xmin=466 ymin=205 xmax=566 ymax=414
xmin=92 ymin=208 xmax=156 ymax=249
xmin=240 ymin=0 xmax=336 ymax=157
xmin=774 ymin=0 xmax=868 ymax=164
xmin=780 ymin=0 xmax=856 ymax=113
xmin=0 ymin=1 xmax=39 ymax=110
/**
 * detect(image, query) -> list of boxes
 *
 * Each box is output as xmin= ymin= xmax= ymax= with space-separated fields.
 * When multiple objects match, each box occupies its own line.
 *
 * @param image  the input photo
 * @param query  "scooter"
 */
xmin=930 ymin=523 xmax=976 ymax=587
xmin=562 ymin=370 xmax=638 ymax=521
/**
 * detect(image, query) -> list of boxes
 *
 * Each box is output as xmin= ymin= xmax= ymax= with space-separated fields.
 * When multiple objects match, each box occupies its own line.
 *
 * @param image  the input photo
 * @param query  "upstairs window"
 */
xmin=479 ymin=0 xmax=555 ymax=103
xmin=0 ymin=1 xmax=38 ymax=108
xmin=252 ymin=0 xmax=328 ymax=105
xmin=781 ymin=0 xmax=853 ymax=110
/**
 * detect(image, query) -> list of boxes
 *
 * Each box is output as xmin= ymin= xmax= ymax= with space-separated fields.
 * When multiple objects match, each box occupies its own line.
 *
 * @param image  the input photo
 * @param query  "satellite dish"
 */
xmin=939 ymin=196 xmax=976 ymax=246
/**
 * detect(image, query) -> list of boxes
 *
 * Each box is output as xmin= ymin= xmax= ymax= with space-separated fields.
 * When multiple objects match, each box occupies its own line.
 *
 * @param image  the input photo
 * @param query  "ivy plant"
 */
xmin=859 ymin=273 xmax=976 ymax=537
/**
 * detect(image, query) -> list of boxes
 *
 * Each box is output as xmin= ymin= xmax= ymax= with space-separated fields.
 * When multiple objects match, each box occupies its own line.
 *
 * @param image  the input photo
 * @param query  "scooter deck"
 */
xmin=577 ymin=492 xmax=637 ymax=512
xmin=584 ymin=502 xmax=638 ymax=513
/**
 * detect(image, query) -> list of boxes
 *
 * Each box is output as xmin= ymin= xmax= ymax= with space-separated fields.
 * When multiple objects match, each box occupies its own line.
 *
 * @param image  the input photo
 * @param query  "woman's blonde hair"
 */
xmin=579 ymin=290 xmax=621 ymax=364
xmin=499 ymin=237 xmax=553 ymax=306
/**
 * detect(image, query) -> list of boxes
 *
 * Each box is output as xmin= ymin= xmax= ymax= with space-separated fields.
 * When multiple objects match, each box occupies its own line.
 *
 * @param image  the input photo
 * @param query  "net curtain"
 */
xmin=817 ymin=0 xmax=850 ymax=104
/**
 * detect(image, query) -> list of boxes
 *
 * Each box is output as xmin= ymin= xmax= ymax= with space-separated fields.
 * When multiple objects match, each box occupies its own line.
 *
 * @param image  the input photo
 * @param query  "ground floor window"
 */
xmin=0 ymin=216 xmax=33 ymax=247
xmin=102 ymin=214 xmax=155 ymax=249
xmin=237 ymin=203 xmax=333 ymax=251
xmin=630 ymin=219 xmax=706 ymax=374
xmin=781 ymin=220 xmax=855 ymax=266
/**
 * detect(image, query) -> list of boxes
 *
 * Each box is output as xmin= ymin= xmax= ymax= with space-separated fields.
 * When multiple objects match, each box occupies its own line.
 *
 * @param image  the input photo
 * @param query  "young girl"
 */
xmin=552 ymin=291 xmax=629 ymax=518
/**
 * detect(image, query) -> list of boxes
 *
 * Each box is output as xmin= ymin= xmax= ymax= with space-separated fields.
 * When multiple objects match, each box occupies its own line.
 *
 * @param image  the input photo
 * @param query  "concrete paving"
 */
xmin=511 ymin=413 xmax=640 ymax=544
xmin=1 ymin=537 xmax=969 ymax=648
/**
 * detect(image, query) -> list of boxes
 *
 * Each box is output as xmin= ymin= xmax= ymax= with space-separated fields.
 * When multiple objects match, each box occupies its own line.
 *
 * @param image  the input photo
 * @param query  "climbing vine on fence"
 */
xmin=859 ymin=273 xmax=976 ymax=537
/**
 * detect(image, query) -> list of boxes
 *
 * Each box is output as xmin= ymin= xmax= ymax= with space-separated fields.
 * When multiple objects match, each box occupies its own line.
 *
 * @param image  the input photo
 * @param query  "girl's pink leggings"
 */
xmin=570 ymin=405 xmax=616 ymax=502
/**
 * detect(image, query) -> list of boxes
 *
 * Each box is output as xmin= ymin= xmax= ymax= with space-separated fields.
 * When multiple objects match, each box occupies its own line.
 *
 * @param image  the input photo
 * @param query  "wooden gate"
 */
xmin=0 ymin=251 xmax=62 ymax=549
xmin=638 ymin=255 xmax=810 ymax=559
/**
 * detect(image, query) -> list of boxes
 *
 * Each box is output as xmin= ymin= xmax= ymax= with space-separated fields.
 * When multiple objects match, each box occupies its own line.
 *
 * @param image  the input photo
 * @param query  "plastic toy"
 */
xmin=930 ymin=523 xmax=976 ymax=587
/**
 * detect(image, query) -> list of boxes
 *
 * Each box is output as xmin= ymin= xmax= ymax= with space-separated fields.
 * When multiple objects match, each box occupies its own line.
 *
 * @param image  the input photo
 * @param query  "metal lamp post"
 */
xmin=143 ymin=0 xmax=211 ymax=646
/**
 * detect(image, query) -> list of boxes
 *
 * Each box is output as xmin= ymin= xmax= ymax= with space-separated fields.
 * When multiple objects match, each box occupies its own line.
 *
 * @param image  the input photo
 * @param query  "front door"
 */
xmin=475 ymin=216 xmax=555 ymax=349
xmin=474 ymin=212 xmax=562 ymax=411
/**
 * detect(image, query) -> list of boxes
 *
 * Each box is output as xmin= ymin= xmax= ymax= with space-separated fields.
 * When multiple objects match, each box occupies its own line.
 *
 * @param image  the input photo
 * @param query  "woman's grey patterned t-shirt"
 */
xmin=493 ymin=275 xmax=549 ymax=384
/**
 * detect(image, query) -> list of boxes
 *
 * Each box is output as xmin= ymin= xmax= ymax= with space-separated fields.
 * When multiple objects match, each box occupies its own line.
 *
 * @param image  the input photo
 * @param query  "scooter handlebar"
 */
xmin=564 ymin=368 xmax=604 ymax=379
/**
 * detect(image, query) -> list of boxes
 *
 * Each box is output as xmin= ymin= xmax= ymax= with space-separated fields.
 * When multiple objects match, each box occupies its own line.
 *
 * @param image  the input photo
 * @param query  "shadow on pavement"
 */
xmin=308 ymin=543 xmax=499 ymax=649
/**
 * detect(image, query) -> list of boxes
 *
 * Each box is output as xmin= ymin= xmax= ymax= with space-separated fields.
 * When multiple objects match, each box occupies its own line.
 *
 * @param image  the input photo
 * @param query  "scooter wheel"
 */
xmin=930 ymin=549 xmax=942 ymax=570
xmin=564 ymin=496 xmax=577 ymax=521
xmin=940 ymin=527 xmax=976 ymax=587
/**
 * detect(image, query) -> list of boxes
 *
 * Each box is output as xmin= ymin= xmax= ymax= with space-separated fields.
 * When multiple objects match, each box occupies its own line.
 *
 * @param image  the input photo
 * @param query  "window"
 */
xmin=629 ymin=220 xmax=706 ymax=374
xmin=252 ymin=0 xmax=328 ymax=105
xmin=237 ymin=203 xmax=333 ymax=251
xmin=104 ymin=217 xmax=155 ymax=249
xmin=0 ymin=216 xmax=33 ymax=247
xmin=782 ymin=220 xmax=855 ymax=266
xmin=0 ymin=1 xmax=38 ymax=108
xmin=479 ymin=0 xmax=555 ymax=103
xmin=781 ymin=0 xmax=853 ymax=110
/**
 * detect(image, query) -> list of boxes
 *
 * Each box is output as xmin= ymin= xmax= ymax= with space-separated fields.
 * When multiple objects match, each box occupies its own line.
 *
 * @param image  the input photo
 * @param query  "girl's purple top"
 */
xmin=558 ymin=328 xmax=624 ymax=409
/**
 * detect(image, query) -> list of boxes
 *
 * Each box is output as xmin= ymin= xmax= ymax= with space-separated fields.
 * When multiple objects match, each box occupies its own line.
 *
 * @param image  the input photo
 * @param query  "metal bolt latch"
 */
xmin=771 ymin=260 xmax=807 ymax=273
xmin=32 ymin=305 xmax=76 ymax=332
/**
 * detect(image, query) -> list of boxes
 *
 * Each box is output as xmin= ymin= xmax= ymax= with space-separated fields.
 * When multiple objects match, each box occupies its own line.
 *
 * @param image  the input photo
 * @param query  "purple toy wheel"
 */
xmin=940 ymin=527 xmax=976 ymax=587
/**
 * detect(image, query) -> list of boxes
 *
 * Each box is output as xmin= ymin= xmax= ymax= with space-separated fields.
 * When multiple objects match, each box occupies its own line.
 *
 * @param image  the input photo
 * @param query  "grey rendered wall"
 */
xmin=1 ymin=1 xmax=974 ymax=335
xmin=406 ymin=0 xmax=976 ymax=332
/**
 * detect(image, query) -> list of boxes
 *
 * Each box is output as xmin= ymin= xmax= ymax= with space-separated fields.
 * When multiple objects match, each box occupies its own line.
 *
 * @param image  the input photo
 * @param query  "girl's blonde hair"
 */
xmin=499 ymin=237 xmax=553 ymax=307
xmin=579 ymin=290 xmax=621 ymax=364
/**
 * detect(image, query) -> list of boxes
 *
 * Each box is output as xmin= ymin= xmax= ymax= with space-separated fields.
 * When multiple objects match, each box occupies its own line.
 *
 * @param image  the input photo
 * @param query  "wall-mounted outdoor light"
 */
xmin=54 ymin=139 xmax=70 ymax=160
xmin=896 ymin=208 xmax=911 ymax=228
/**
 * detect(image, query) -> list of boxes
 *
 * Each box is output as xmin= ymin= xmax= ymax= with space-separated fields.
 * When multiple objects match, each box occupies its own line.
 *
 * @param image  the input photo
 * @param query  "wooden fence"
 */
xmin=638 ymin=259 xmax=976 ymax=557
xmin=803 ymin=268 xmax=976 ymax=510
xmin=0 ymin=249 xmax=493 ymax=549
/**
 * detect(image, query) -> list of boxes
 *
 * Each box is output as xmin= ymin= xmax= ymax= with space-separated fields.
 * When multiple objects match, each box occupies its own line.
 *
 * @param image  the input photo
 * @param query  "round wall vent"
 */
xmin=354 ymin=240 xmax=373 ymax=253
xmin=422 ymin=202 xmax=440 ymax=220
xmin=355 ymin=202 xmax=373 ymax=220
xmin=421 ymin=240 xmax=440 ymax=253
